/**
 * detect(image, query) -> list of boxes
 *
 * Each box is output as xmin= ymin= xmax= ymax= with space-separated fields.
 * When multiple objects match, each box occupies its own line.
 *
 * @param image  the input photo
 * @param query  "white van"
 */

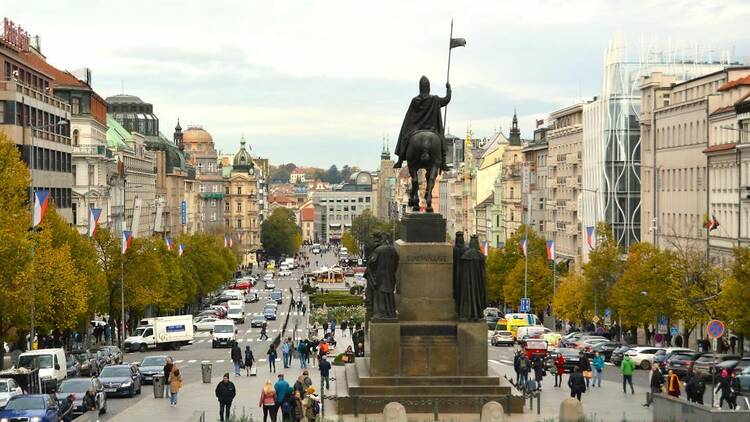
xmin=212 ymin=320 xmax=236 ymax=348
xmin=17 ymin=348 xmax=67 ymax=393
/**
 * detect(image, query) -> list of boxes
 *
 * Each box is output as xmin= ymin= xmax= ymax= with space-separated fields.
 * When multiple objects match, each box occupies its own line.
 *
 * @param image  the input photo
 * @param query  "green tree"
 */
xmin=503 ymin=256 xmax=552 ymax=315
xmin=341 ymin=231 xmax=359 ymax=256
xmin=181 ymin=234 xmax=236 ymax=298
xmin=324 ymin=165 xmax=341 ymax=184
xmin=486 ymin=224 xmax=546 ymax=305
xmin=260 ymin=208 xmax=301 ymax=258
xmin=582 ymin=221 xmax=624 ymax=317
xmin=351 ymin=209 xmax=397 ymax=259
xmin=611 ymin=243 xmax=675 ymax=329
xmin=720 ymin=246 xmax=750 ymax=337
xmin=0 ymin=133 xmax=31 ymax=365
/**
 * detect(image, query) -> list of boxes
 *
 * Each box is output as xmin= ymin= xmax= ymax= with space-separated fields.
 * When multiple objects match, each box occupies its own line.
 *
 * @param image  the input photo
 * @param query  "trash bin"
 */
xmin=201 ymin=363 xmax=212 ymax=384
xmin=153 ymin=375 xmax=165 ymax=398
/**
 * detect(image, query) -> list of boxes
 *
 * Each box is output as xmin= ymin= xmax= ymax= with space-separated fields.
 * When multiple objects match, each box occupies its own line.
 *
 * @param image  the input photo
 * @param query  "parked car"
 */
xmin=90 ymin=349 xmax=111 ymax=369
xmin=0 ymin=378 xmax=23 ymax=408
xmin=250 ymin=315 xmax=266 ymax=328
xmin=244 ymin=293 xmax=259 ymax=303
xmin=98 ymin=346 xmax=123 ymax=365
xmin=58 ymin=376 xmax=107 ymax=415
xmin=610 ymin=345 xmax=632 ymax=367
xmin=490 ymin=330 xmax=515 ymax=347
xmin=624 ymin=346 xmax=665 ymax=370
xmin=0 ymin=394 xmax=60 ymax=422
xmin=693 ymin=353 xmax=741 ymax=381
xmin=584 ymin=341 xmax=623 ymax=361
xmin=714 ymin=356 xmax=750 ymax=375
xmin=653 ymin=347 xmax=694 ymax=374
xmin=137 ymin=355 xmax=167 ymax=385
xmin=17 ymin=348 xmax=68 ymax=393
xmin=99 ymin=364 xmax=142 ymax=397
xmin=546 ymin=348 xmax=581 ymax=373
xmin=278 ymin=270 xmax=291 ymax=277
xmin=737 ymin=365 xmax=750 ymax=393
xmin=69 ymin=350 xmax=99 ymax=377
xmin=665 ymin=351 xmax=703 ymax=379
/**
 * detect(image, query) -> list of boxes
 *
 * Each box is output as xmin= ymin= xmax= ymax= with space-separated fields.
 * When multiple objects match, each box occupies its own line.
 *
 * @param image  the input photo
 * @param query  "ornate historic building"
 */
xmin=181 ymin=125 xmax=224 ymax=233
xmin=224 ymin=137 xmax=261 ymax=265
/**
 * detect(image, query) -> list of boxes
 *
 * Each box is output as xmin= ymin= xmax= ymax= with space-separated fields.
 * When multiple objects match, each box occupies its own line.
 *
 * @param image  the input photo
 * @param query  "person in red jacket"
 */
xmin=554 ymin=354 xmax=566 ymax=387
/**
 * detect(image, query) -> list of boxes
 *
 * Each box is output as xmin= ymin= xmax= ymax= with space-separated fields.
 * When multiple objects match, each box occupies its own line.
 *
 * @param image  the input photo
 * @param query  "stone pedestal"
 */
xmin=339 ymin=213 xmax=521 ymax=415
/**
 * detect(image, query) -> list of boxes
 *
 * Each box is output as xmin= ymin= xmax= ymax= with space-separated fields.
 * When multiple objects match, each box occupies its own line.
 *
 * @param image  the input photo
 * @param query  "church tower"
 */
xmin=508 ymin=109 xmax=521 ymax=145
xmin=173 ymin=119 xmax=184 ymax=150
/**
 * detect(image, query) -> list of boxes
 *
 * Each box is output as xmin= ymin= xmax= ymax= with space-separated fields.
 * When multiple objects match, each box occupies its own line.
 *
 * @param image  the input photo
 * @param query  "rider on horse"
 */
xmin=393 ymin=76 xmax=451 ymax=172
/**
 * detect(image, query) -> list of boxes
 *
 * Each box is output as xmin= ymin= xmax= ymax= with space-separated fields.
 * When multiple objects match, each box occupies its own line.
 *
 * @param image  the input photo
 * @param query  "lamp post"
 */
xmin=28 ymin=119 xmax=68 ymax=350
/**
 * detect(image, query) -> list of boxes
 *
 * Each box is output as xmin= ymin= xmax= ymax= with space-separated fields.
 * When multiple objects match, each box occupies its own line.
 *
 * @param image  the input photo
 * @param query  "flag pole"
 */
xmin=443 ymin=19 xmax=453 ymax=135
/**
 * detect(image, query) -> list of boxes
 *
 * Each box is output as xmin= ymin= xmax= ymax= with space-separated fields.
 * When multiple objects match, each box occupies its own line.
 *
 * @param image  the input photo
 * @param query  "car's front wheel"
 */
xmin=640 ymin=360 xmax=651 ymax=370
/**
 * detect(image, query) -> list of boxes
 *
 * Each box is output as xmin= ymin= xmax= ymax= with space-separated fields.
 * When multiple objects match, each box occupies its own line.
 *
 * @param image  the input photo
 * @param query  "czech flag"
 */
xmin=546 ymin=240 xmax=556 ymax=261
xmin=586 ymin=226 xmax=596 ymax=250
xmin=32 ymin=190 xmax=50 ymax=227
xmin=178 ymin=243 xmax=185 ymax=257
xmin=520 ymin=238 xmax=528 ymax=257
xmin=88 ymin=208 xmax=102 ymax=237
xmin=224 ymin=235 xmax=233 ymax=248
xmin=481 ymin=240 xmax=489 ymax=257
xmin=165 ymin=236 xmax=174 ymax=251
xmin=121 ymin=230 xmax=133 ymax=254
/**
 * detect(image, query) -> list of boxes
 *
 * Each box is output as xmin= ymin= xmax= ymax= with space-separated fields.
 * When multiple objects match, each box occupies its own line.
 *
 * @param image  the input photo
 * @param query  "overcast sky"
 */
xmin=7 ymin=1 xmax=750 ymax=169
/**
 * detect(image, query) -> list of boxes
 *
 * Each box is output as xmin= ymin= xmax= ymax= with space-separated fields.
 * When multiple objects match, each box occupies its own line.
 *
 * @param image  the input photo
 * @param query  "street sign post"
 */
xmin=706 ymin=319 xmax=725 ymax=339
xmin=658 ymin=315 xmax=669 ymax=334
xmin=670 ymin=327 xmax=679 ymax=337
xmin=604 ymin=307 xmax=612 ymax=325
xmin=520 ymin=298 xmax=530 ymax=313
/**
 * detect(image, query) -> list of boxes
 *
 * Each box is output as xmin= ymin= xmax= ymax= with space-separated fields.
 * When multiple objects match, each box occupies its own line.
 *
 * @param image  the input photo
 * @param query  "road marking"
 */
xmin=245 ymin=330 xmax=252 ymax=334
xmin=216 ymin=360 xmax=225 ymax=363
xmin=201 ymin=360 xmax=210 ymax=363
xmin=175 ymin=360 xmax=184 ymax=363
xmin=258 ymin=359 xmax=267 ymax=362
xmin=188 ymin=360 xmax=197 ymax=363
xmin=237 ymin=339 xmax=244 ymax=342
xmin=605 ymin=362 xmax=614 ymax=366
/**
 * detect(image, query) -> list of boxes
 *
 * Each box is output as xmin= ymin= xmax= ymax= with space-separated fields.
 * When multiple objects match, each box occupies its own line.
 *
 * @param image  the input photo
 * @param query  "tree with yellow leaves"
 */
xmin=552 ymin=272 xmax=592 ymax=324
xmin=719 ymin=246 xmax=750 ymax=337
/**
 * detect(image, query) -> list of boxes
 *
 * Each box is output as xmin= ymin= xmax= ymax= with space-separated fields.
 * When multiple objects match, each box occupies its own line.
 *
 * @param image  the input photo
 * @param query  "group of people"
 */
xmin=230 ymin=342 xmax=256 ymax=376
xmin=278 ymin=337 xmax=318 ymax=370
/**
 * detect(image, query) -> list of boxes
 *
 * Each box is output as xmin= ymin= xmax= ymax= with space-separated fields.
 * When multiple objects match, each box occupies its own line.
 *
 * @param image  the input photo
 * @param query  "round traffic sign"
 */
xmin=706 ymin=319 xmax=725 ymax=339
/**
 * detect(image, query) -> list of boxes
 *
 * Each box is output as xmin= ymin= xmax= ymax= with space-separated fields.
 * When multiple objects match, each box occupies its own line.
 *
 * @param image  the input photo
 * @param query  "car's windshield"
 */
xmin=140 ymin=357 xmax=166 ymax=366
xmin=18 ymin=354 xmax=53 ymax=369
xmin=214 ymin=325 xmax=234 ymax=333
xmin=58 ymin=379 xmax=91 ymax=393
xmin=228 ymin=309 xmax=241 ymax=315
xmin=5 ymin=396 xmax=46 ymax=410
xmin=0 ymin=383 xmax=8 ymax=392
xmin=101 ymin=367 xmax=131 ymax=377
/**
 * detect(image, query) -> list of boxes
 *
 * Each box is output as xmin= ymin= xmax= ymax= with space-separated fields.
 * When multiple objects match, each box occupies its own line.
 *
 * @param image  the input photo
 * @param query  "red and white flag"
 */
xmin=32 ymin=190 xmax=50 ymax=227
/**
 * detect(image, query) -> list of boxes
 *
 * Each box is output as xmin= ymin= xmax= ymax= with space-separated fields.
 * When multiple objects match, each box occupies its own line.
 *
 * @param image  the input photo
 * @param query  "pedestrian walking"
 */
xmin=568 ymin=366 xmax=586 ymax=401
xmin=620 ymin=354 xmax=635 ymax=394
xmin=729 ymin=370 xmax=741 ymax=409
xmin=163 ymin=356 xmax=174 ymax=398
xmin=169 ymin=368 xmax=182 ymax=407
xmin=644 ymin=364 xmax=664 ymax=407
xmin=268 ymin=344 xmax=278 ymax=372
xmin=322 ymin=321 xmax=328 ymax=336
xmin=579 ymin=352 xmax=592 ymax=389
xmin=319 ymin=356 xmax=332 ymax=390
xmin=259 ymin=379 xmax=278 ymax=422
xmin=275 ymin=374 xmax=290 ymax=413
xmin=513 ymin=350 xmax=522 ymax=384
xmin=341 ymin=320 xmax=348 ymax=337
xmin=245 ymin=345 xmax=255 ymax=376
xmin=297 ymin=340 xmax=307 ymax=369
xmin=532 ymin=356 xmax=544 ymax=390
xmin=59 ymin=394 xmax=75 ymax=422
xmin=292 ymin=390 xmax=304 ymax=422
xmin=231 ymin=342 xmax=243 ymax=376
xmin=260 ymin=323 xmax=269 ymax=340
xmin=216 ymin=373 xmax=237 ymax=422
xmin=592 ymin=352 xmax=604 ymax=388
xmin=294 ymin=375 xmax=306 ymax=399
xmin=518 ymin=354 xmax=530 ymax=387
xmin=281 ymin=339 xmax=291 ymax=368
xmin=304 ymin=387 xmax=321 ymax=422
xmin=302 ymin=369 xmax=312 ymax=389
xmin=553 ymin=353 xmax=565 ymax=387
xmin=718 ymin=369 xmax=732 ymax=408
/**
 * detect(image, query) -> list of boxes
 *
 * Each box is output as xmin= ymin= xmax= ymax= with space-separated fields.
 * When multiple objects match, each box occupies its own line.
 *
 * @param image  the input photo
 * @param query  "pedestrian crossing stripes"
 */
xmin=193 ymin=337 xmax=274 ymax=344
xmin=188 ymin=360 xmax=197 ymax=363
xmin=175 ymin=360 xmax=184 ymax=363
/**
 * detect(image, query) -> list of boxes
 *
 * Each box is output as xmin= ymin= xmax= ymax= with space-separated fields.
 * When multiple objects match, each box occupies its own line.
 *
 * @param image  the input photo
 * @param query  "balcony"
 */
xmin=73 ymin=144 xmax=113 ymax=158
xmin=0 ymin=79 xmax=71 ymax=112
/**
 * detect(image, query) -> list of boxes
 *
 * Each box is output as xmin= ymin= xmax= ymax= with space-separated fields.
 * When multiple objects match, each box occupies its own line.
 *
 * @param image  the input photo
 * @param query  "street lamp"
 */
xmin=28 ymin=119 xmax=68 ymax=349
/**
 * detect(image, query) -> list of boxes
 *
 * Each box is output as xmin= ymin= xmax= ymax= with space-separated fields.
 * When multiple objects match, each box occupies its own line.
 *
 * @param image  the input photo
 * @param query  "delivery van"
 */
xmin=212 ymin=320 xmax=236 ymax=348
xmin=17 ymin=348 xmax=67 ymax=393
xmin=124 ymin=315 xmax=194 ymax=352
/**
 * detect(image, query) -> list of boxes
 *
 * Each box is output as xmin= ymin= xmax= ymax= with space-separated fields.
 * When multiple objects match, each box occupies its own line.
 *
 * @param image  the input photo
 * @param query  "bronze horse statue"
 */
xmin=404 ymin=130 xmax=443 ymax=212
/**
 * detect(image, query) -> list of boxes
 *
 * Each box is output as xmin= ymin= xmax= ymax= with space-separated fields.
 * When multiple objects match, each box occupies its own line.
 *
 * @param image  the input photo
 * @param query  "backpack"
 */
xmin=313 ymin=400 xmax=320 ymax=415
xmin=519 ymin=358 xmax=528 ymax=371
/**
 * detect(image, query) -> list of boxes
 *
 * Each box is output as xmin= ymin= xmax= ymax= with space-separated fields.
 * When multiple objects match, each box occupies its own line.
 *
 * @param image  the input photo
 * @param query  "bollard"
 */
xmin=201 ymin=362 xmax=212 ymax=384
xmin=152 ymin=375 xmax=165 ymax=398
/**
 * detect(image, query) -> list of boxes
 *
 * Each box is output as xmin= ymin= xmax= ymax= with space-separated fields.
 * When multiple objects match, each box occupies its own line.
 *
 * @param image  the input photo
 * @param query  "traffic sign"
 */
xmin=657 ymin=315 xmax=669 ymax=334
xmin=604 ymin=307 xmax=612 ymax=318
xmin=592 ymin=315 xmax=600 ymax=324
xmin=706 ymin=319 xmax=725 ymax=339
xmin=670 ymin=327 xmax=679 ymax=337
xmin=520 ymin=298 xmax=530 ymax=313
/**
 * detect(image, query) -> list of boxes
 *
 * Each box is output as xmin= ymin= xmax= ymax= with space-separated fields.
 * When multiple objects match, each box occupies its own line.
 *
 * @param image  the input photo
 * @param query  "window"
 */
xmin=88 ymin=164 xmax=94 ymax=186
xmin=365 ymin=197 xmax=370 ymax=203
xmin=72 ymin=129 xmax=79 ymax=146
xmin=71 ymin=164 xmax=77 ymax=181
xmin=225 ymin=186 xmax=230 ymax=195
xmin=71 ymin=97 xmax=80 ymax=114
xmin=237 ymin=218 xmax=242 ymax=228
xmin=225 ymin=203 xmax=230 ymax=212
xmin=237 ymin=187 xmax=242 ymax=195
xmin=237 ymin=202 xmax=242 ymax=212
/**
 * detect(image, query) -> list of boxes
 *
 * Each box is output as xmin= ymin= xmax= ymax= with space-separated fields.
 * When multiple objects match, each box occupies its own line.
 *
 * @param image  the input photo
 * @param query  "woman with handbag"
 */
xmin=579 ymin=351 xmax=592 ymax=389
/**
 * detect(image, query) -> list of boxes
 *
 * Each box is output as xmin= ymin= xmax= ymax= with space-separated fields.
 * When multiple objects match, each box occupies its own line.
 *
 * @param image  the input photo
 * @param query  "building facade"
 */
xmin=500 ymin=114 xmax=524 ymax=239
xmin=374 ymin=140 xmax=396 ymax=221
xmin=312 ymin=172 xmax=373 ymax=243
xmin=224 ymin=137 xmax=261 ymax=265
xmin=522 ymin=127 xmax=548 ymax=239
xmin=546 ymin=103 xmax=585 ymax=265
xmin=182 ymin=125 xmax=224 ymax=233
xmin=0 ymin=34 xmax=73 ymax=222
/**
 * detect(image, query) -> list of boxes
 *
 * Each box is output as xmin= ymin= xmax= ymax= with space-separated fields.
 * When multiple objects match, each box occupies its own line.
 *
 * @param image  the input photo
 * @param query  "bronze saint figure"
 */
xmin=452 ymin=231 xmax=468 ymax=313
xmin=366 ymin=232 xmax=399 ymax=321
xmin=458 ymin=235 xmax=488 ymax=321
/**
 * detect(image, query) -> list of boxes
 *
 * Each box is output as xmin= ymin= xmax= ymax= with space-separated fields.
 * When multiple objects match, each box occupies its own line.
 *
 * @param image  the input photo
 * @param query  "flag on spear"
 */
xmin=32 ymin=190 xmax=50 ymax=227
xmin=450 ymin=38 xmax=466 ymax=49
xmin=88 ymin=208 xmax=102 ymax=237
xmin=165 ymin=236 xmax=174 ymax=251
xmin=178 ymin=243 xmax=185 ymax=257
xmin=121 ymin=230 xmax=133 ymax=254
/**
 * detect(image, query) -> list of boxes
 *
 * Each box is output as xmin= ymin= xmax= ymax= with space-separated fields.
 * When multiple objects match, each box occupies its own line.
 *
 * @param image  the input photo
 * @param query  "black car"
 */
xmin=715 ymin=357 xmax=750 ymax=375
xmin=89 ymin=348 xmax=111 ymax=368
xmin=70 ymin=350 xmax=99 ymax=376
xmin=693 ymin=353 xmax=741 ymax=381
xmin=585 ymin=341 xmax=622 ymax=361
xmin=610 ymin=345 xmax=632 ymax=367
xmin=138 ymin=355 xmax=168 ymax=385
xmin=665 ymin=351 xmax=703 ymax=379
xmin=547 ymin=348 xmax=582 ymax=373
xmin=99 ymin=364 xmax=142 ymax=397
xmin=57 ymin=376 xmax=107 ymax=415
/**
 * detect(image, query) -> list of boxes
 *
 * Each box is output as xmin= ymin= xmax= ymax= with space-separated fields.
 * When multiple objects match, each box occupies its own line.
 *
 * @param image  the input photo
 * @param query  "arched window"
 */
xmin=72 ymin=129 xmax=79 ymax=146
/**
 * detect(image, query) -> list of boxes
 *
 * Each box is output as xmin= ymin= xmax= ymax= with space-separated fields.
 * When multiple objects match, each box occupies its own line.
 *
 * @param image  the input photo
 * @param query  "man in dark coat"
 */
xmin=458 ymin=235 xmax=487 ymax=321
xmin=367 ymin=232 xmax=399 ymax=320
xmin=452 ymin=232 xmax=468 ymax=313
xmin=393 ymin=76 xmax=451 ymax=171
xmin=215 ymin=373 xmax=236 ymax=422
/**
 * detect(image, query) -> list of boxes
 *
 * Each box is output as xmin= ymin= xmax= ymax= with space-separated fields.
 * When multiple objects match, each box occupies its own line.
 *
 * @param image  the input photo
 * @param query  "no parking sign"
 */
xmin=706 ymin=319 xmax=725 ymax=339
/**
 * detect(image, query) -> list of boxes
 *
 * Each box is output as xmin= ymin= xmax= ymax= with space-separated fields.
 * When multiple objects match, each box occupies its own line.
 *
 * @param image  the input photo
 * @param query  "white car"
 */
xmin=625 ymin=346 xmax=666 ymax=370
xmin=193 ymin=317 xmax=218 ymax=331
xmin=0 ymin=378 xmax=22 ymax=408
xmin=490 ymin=330 xmax=515 ymax=347
xmin=278 ymin=270 xmax=291 ymax=277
